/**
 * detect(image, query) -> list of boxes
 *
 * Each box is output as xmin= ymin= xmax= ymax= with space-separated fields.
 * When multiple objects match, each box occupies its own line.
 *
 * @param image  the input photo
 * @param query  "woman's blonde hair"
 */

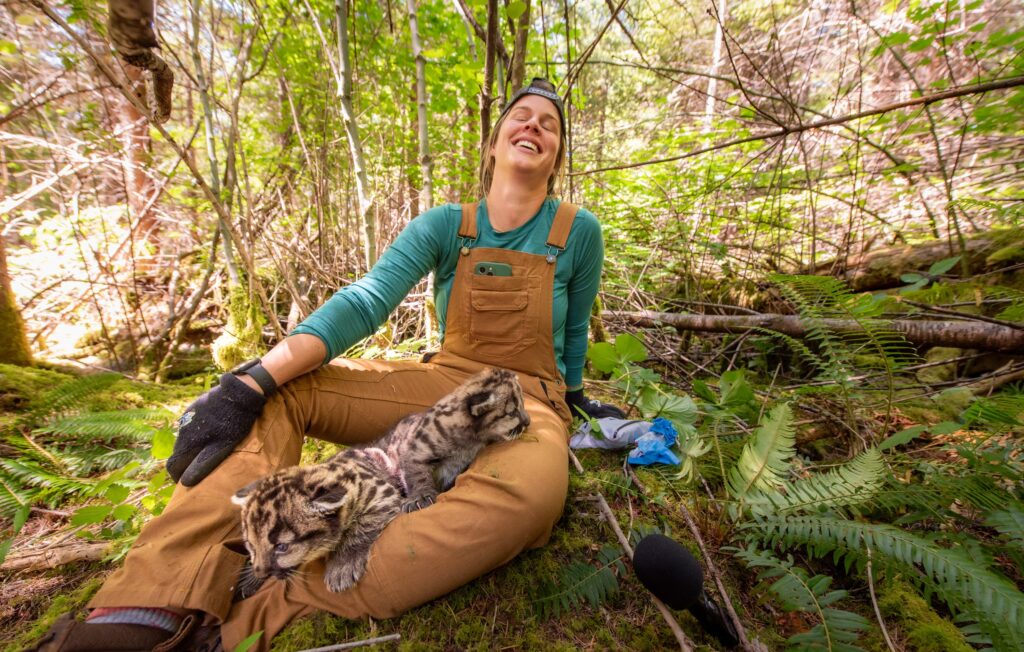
xmin=477 ymin=80 xmax=567 ymax=197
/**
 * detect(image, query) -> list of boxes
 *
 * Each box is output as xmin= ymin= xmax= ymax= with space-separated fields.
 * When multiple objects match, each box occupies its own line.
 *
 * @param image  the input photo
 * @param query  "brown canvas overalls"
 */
xmin=90 ymin=201 xmax=581 ymax=650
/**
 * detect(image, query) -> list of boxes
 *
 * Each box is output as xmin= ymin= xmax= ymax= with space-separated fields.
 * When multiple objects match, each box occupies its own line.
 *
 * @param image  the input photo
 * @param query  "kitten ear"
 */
xmin=311 ymin=488 xmax=349 ymax=513
xmin=467 ymin=392 xmax=499 ymax=417
xmin=232 ymin=480 xmax=261 ymax=507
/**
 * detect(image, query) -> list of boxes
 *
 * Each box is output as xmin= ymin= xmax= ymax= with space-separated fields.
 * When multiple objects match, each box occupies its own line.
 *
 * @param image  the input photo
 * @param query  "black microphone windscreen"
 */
xmin=632 ymin=534 xmax=704 ymax=610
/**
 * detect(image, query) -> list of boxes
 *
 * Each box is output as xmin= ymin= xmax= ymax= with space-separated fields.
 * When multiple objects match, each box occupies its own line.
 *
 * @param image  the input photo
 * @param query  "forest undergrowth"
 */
xmin=1 ymin=273 xmax=1022 ymax=651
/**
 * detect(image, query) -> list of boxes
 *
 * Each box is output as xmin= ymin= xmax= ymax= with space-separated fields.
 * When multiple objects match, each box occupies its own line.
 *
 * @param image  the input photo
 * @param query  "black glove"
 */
xmin=166 ymin=372 xmax=267 ymax=486
xmin=565 ymin=389 xmax=626 ymax=420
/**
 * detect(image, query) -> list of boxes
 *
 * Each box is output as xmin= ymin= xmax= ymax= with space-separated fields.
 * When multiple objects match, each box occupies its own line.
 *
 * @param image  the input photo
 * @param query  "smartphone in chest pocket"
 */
xmin=474 ymin=261 xmax=513 ymax=276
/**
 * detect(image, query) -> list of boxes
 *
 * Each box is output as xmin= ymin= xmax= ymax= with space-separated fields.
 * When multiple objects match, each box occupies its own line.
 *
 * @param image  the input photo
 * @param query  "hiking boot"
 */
xmin=25 ymin=613 xmax=198 ymax=652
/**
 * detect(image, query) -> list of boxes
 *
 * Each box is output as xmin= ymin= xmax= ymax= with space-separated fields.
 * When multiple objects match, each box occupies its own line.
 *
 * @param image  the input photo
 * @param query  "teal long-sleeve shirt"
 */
xmin=291 ymin=198 xmax=604 ymax=389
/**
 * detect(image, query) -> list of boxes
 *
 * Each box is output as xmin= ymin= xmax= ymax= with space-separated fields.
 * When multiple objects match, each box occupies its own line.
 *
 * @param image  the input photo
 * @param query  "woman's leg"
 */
xmin=88 ymin=358 xmax=468 ymax=620
xmin=218 ymin=395 xmax=569 ymax=651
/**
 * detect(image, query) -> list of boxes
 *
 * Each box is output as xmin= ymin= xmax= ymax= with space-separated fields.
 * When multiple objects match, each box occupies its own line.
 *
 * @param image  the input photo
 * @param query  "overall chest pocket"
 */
xmin=468 ymin=273 xmax=539 ymax=347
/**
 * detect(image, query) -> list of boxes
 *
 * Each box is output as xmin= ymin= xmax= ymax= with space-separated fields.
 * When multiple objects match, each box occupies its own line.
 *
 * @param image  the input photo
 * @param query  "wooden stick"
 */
xmin=568 ymin=447 xmax=695 ymax=651
xmin=1 ymin=542 xmax=111 ymax=572
xmin=296 ymin=634 xmax=401 ymax=652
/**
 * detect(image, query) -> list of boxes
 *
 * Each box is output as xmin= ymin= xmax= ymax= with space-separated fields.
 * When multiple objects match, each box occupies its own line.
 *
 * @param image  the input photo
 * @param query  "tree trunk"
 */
xmin=407 ymin=0 xmax=432 ymax=213
xmin=115 ymin=66 xmax=158 ymax=245
xmin=606 ymin=310 xmax=1024 ymax=353
xmin=189 ymin=0 xmax=240 ymax=285
xmin=810 ymin=229 xmax=1023 ymax=291
xmin=479 ymin=0 xmax=498 ymax=157
xmin=336 ymin=0 xmax=377 ymax=269
xmin=509 ymin=1 xmax=530 ymax=92
xmin=0 ymin=231 xmax=32 ymax=366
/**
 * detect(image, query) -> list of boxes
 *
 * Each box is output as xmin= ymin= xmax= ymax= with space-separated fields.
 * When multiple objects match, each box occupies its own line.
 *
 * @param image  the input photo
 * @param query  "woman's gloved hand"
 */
xmin=166 ymin=372 xmax=267 ymax=486
xmin=565 ymin=388 xmax=626 ymax=420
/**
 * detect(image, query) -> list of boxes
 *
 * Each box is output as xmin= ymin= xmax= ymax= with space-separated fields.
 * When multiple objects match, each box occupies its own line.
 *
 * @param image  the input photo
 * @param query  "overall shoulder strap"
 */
xmin=546 ymin=201 xmax=579 ymax=250
xmin=459 ymin=202 xmax=479 ymax=239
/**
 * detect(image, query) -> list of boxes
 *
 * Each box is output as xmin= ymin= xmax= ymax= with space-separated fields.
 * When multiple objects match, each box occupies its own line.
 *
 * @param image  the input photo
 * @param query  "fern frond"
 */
xmin=0 ymin=471 xmax=33 ymax=519
xmin=0 ymin=457 xmax=97 ymax=497
xmin=64 ymin=448 xmax=144 ymax=475
xmin=746 ymin=514 xmax=1024 ymax=630
xmin=961 ymin=394 xmax=1024 ymax=427
xmin=987 ymin=286 xmax=1024 ymax=322
xmin=746 ymin=449 xmax=885 ymax=517
xmin=727 ymin=403 xmax=796 ymax=500
xmin=532 ymin=544 xmax=624 ymax=618
xmin=39 ymin=409 xmax=173 ymax=443
xmin=28 ymin=373 xmax=122 ymax=420
xmin=985 ymin=505 xmax=1024 ymax=549
xmin=734 ymin=546 xmax=869 ymax=651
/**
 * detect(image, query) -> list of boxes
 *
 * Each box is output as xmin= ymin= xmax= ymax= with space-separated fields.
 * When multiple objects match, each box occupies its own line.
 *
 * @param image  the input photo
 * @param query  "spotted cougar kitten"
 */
xmin=232 ymin=367 xmax=530 ymax=592
xmin=375 ymin=367 xmax=530 ymax=512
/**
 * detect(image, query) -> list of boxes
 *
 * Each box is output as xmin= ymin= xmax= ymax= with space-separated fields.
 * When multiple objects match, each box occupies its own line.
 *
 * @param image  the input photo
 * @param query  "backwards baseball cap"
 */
xmin=500 ymin=77 xmax=565 ymax=134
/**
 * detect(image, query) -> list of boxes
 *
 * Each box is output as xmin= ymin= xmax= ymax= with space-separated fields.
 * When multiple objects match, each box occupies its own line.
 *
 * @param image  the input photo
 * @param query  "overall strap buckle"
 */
xmin=458 ymin=202 xmax=479 ymax=255
xmin=544 ymin=201 xmax=579 ymax=264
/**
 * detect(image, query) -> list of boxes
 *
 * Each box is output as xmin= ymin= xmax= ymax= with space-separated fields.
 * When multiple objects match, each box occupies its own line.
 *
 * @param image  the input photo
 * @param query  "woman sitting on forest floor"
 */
xmin=31 ymin=78 xmax=626 ymax=652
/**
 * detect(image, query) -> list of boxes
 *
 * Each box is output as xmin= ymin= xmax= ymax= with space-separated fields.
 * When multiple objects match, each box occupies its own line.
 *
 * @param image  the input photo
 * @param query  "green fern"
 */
xmin=961 ymin=392 xmax=1024 ymax=427
xmin=726 ymin=403 xmax=796 ymax=504
xmin=26 ymin=373 xmax=122 ymax=421
xmin=985 ymin=505 xmax=1024 ymax=547
xmin=745 ymin=448 xmax=885 ymax=517
xmin=986 ymin=286 xmax=1024 ymax=322
xmin=745 ymin=514 xmax=1024 ymax=632
xmin=532 ymin=544 xmax=625 ymax=618
xmin=39 ymin=408 xmax=174 ymax=443
xmin=733 ymin=545 xmax=869 ymax=651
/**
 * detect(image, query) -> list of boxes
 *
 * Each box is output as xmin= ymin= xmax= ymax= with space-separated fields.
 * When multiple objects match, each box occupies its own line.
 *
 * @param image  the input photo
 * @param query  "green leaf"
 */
xmin=639 ymin=390 xmax=697 ymax=423
xmin=105 ymin=484 xmax=130 ymax=503
xmin=0 ymin=40 xmax=16 ymax=55
xmin=587 ymin=342 xmax=618 ymax=374
xmin=930 ymin=421 xmax=961 ymax=434
xmin=879 ymin=425 xmax=928 ymax=450
xmin=691 ymin=379 xmax=716 ymax=403
xmin=928 ymin=256 xmax=961 ymax=275
xmin=885 ymin=31 xmax=912 ymax=46
xmin=727 ymin=403 xmax=796 ymax=499
xmin=900 ymin=273 xmax=924 ymax=283
xmin=151 ymin=427 xmax=175 ymax=460
xmin=614 ymin=333 xmax=647 ymax=364
xmin=505 ymin=1 xmax=527 ymax=20
xmin=13 ymin=504 xmax=30 ymax=532
xmin=908 ymin=37 xmax=933 ymax=52
xmin=112 ymin=504 xmax=137 ymax=521
xmin=71 ymin=505 xmax=112 ymax=525
xmin=232 ymin=631 xmax=263 ymax=652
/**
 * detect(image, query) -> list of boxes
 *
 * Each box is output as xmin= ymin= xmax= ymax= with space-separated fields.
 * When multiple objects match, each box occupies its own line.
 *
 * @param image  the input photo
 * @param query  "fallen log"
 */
xmin=810 ymin=229 xmax=1022 ymax=292
xmin=605 ymin=310 xmax=1024 ymax=353
xmin=1 ymin=542 xmax=111 ymax=573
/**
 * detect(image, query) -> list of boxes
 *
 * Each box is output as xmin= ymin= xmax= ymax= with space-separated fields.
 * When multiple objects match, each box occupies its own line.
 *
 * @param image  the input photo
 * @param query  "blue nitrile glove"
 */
xmin=566 ymin=389 xmax=626 ymax=419
xmin=570 ymin=418 xmax=651 ymax=450
xmin=166 ymin=372 xmax=267 ymax=486
xmin=628 ymin=419 xmax=680 ymax=466
xmin=628 ymin=433 xmax=681 ymax=466
xmin=649 ymin=417 xmax=678 ymax=447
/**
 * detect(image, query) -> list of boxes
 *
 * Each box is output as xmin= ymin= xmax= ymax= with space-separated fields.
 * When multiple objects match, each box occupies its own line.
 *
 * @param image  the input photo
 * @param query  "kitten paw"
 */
xmin=325 ymin=559 xmax=366 ymax=593
xmin=401 ymin=494 xmax=436 ymax=513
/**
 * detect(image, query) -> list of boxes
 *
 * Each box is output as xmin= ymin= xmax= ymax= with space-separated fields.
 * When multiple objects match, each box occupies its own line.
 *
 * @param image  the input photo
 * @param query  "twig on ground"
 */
xmin=865 ymin=546 xmax=898 ymax=652
xmin=624 ymin=464 xmax=757 ymax=652
xmin=568 ymin=450 xmax=695 ymax=651
xmin=295 ymin=633 xmax=401 ymax=652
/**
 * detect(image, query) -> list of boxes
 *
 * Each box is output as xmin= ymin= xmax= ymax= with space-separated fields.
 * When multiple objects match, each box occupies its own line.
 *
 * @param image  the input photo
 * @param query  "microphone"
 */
xmin=633 ymin=534 xmax=740 ymax=648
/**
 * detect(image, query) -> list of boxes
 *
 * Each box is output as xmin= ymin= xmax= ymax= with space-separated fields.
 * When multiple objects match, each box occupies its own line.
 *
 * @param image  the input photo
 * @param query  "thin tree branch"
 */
xmin=573 ymin=75 xmax=1024 ymax=176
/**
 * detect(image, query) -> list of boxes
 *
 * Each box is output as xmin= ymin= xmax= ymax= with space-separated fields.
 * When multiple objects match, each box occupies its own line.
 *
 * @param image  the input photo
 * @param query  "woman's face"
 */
xmin=490 ymin=94 xmax=562 ymax=188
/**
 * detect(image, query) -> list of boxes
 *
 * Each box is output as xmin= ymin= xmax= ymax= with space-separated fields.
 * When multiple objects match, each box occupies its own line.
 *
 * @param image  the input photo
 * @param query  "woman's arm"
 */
xmin=235 ymin=333 xmax=326 ymax=395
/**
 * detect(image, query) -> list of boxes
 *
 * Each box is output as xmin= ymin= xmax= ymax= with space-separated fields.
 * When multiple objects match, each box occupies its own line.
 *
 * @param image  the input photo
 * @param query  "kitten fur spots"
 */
xmin=232 ymin=367 xmax=530 ymax=592
xmin=374 ymin=367 xmax=530 ymax=512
